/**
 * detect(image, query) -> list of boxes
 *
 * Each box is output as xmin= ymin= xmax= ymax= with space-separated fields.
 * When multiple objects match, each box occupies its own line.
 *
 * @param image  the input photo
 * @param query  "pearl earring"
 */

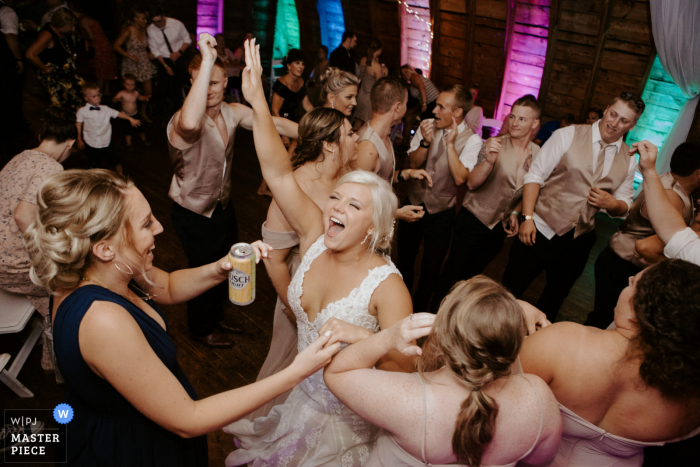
xmin=332 ymin=149 xmax=335 ymax=161
xmin=331 ymin=101 xmax=335 ymax=109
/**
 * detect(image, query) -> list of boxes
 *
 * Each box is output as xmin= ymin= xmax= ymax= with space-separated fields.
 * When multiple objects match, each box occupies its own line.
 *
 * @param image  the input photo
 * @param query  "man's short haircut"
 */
xmin=148 ymin=6 xmax=165 ymax=19
xmin=122 ymin=73 xmax=137 ymax=83
xmin=612 ymin=91 xmax=645 ymax=119
xmin=81 ymin=81 xmax=100 ymax=94
xmin=342 ymin=31 xmax=356 ymax=42
xmin=188 ymin=54 xmax=226 ymax=76
xmin=443 ymin=85 xmax=473 ymax=118
xmin=40 ymin=106 xmax=77 ymax=143
xmin=588 ymin=107 xmax=604 ymax=119
xmin=371 ymin=77 xmax=407 ymax=114
xmin=670 ymin=142 xmax=700 ymax=177
xmin=320 ymin=45 xmax=328 ymax=54
xmin=511 ymin=94 xmax=541 ymax=119
xmin=562 ymin=113 xmax=576 ymax=125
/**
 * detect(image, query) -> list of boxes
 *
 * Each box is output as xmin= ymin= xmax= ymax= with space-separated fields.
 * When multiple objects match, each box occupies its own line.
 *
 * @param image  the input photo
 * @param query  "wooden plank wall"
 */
xmin=539 ymin=0 xmax=654 ymax=123
xmin=223 ymin=0 xmax=252 ymax=50
xmin=400 ymin=0 xmax=433 ymax=77
xmin=295 ymin=0 xmax=323 ymax=77
xmin=430 ymin=0 xmax=469 ymax=87
xmin=341 ymin=0 xmax=402 ymax=70
xmin=496 ymin=0 xmax=551 ymax=120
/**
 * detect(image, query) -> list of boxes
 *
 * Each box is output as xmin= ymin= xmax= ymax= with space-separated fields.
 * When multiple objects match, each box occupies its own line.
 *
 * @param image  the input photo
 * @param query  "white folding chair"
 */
xmin=0 ymin=289 xmax=44 ymax=398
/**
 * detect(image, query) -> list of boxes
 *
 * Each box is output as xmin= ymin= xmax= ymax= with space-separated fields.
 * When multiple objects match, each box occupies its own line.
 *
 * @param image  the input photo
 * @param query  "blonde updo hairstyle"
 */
xmin=418 ymin=276 xmax=526 ymax=467
xmin=24 ymin=169 xmax=148 ymax=294
xmin=334 ymin=170 xmax=397 ymax=254
xmin=319 ymin=67 xmax=359 ymax=105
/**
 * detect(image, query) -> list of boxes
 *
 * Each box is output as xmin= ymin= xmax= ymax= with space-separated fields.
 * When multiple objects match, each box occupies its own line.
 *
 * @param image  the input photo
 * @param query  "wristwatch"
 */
xmin=419 ymin=139 xmax=430 ymax=148
xmin=523 ymin=215 xmax=533 ymax=221
xmin=397 ymin=170 xmax=406 ymax=183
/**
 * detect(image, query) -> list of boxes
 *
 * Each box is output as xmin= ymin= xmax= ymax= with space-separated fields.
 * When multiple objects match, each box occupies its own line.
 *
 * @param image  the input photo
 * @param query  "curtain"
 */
xmin=650 ymin=0 xmax=700 ymax=173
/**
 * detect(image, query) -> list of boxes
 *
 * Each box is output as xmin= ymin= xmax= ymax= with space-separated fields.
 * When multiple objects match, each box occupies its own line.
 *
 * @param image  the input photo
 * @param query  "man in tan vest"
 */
xmin=168 ymin=34 xmax=298 ymax=348
xmin=585 ymin=141 xmax=700 ymax=329
xmin=398 ymin=85 xmax=482 ymax=312
xmin=502 ymin=92 xmax=644 ymax=321
xmin=353 ymin=76 xmax=434 ymax=222
xmin=429 ymin=94 xmax=541 ymax=313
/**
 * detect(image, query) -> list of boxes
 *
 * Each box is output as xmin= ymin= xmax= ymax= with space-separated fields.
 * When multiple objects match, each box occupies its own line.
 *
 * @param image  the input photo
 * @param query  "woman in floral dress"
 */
xmin=113 ymin=9 xmax=156 ymax=121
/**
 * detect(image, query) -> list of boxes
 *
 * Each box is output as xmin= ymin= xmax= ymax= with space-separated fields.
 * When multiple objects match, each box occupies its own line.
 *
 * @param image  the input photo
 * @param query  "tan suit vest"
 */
xmin=407 ymin=124 xmax=474 ymax=214
xmin=167 ymin=104 xmax=237 ymax=218
xmin=609 ymin=172 xmax=694 ymax=267
xmin=463 ymin=134 xmax=540 ymax=229
xmin=356 ymin=123 xmax=395 ymax=184
xmin=535 ymin=124 xmax=629 ymax=238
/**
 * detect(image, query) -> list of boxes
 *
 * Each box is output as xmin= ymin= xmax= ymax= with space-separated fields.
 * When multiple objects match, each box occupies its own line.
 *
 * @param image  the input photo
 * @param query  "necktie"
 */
xmin=593 ymin=142 xmax=614 ymax=182
xmin=161 ymin=28 xmax=173 ymax=54
xmin=89 ymin=106 xmax=100 ymax=111
xmin=575 ymin=142 xmax=616 ymax=237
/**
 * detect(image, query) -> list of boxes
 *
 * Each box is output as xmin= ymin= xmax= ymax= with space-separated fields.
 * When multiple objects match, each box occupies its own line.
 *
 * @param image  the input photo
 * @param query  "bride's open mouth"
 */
xmin=328 ymin=217 xmax=345 ymax=237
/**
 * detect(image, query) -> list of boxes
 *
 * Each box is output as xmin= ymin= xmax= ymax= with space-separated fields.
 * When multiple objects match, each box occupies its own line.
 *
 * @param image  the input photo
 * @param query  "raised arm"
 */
xmin=233 ymin=103 xmax=298 ymax=138
xmin=241 ymin=39 xmax=324 ymax=246
xmin=79 ymin=301 xmax=341 ymax=439
xmin=467 ymin=137 xmax=502 ymax=190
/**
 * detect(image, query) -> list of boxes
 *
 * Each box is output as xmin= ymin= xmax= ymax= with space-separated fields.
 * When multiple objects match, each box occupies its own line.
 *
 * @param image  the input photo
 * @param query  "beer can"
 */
xmin=228 ymin=243 xmax=255 ymax=305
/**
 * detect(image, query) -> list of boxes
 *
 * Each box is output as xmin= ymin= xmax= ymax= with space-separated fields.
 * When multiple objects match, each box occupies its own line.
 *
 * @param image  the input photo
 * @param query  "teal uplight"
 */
xmin=272 ymin=0 xmax=301 ymax=62
xmin=627 ymin=55 xmax=688 ymax=186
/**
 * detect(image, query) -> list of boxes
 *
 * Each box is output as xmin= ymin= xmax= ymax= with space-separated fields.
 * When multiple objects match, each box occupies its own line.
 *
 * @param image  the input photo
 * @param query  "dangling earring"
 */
xmin=112 ymin=258 xmax=134 ymax=275
xmin=332 ymin=149 xmax=336 ymax=161
xmin=361 ymin=232 xmax=372 ymax=245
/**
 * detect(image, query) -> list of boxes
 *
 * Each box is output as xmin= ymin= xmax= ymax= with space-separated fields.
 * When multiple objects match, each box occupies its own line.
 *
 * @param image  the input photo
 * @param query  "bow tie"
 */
xmin=90 ymin=106 xmax=100 ymax=111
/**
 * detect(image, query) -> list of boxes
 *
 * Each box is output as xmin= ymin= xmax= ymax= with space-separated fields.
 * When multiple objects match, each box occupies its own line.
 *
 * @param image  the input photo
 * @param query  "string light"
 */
xmin=397 ymin=0 xmax=433 ymax=73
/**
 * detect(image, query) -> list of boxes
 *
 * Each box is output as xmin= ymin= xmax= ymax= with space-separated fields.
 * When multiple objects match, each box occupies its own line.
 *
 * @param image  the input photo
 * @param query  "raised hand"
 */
xmin=444 ymin=117 xmax=458 ymax=146
xmin=419 ymin=119 xmax=435 ymax=144
xmin=385 ymin=313 xmax=435 ymax=357
xmin=630 ymin=140 xmax=658 ymax=174
xmin=197 ymin=33 xmax=217 ymax=62
xmin=483 ymin=137 xmax=502 ymax=164
xmin=242 ymin=38 xmax=265 ymax=106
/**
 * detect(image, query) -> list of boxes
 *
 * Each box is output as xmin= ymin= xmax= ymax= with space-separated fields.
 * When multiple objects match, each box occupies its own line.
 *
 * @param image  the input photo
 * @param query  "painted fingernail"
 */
xmin=324 ymin=331 xmax=332 ymax=337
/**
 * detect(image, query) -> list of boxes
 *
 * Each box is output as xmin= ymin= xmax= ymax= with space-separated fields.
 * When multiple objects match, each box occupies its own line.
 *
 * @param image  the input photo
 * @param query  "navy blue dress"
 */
xmin=52 ymin=285 xmax=208 ymax=466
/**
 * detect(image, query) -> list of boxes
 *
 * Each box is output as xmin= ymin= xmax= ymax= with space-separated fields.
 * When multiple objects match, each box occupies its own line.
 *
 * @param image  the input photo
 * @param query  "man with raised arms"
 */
xmin=168 ymin=34 xmax=298 ymax=348
xmin=398 ymin=85 xmax=482 ymax=313
xmin=430 ymin=94 xmax=541 ymax=313
xmin=502 ymin=92 xmax=644 ymax=322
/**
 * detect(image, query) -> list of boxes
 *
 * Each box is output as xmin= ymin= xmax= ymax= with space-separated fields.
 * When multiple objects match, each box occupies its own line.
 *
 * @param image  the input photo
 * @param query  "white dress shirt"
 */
xmin=664 ymin=227 xmax=700 ymax=265
xmin=0 ymin=5 xmax=18 ymax=35
xmin=523 ymin=121 xmax=637 ymax=239
xmin=408 ymin=120 xmax=483 ymax=171
xmin=147 ymin=18 xmax=191 ymax=59
xmin=77 ymin=104 xmax=119 ymax=148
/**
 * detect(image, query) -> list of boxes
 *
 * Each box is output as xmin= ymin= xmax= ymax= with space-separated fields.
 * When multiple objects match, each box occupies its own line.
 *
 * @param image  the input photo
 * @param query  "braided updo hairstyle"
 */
xmin=631 ymin=259 xmax=700 ymax=399
xmin=319 ymin=67 xmax=359 ymax=105
xmin=419 ymin=276 xmax=526 ymax=466
xmin=24 ymin=169 xmax=136 ymax=293
xmin=291 ymin=107 xmax=346 ymax=170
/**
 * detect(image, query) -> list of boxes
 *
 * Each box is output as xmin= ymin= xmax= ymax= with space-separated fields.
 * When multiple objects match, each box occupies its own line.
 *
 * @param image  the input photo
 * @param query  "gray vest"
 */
xmin=609 ymin=172 xmax=694 ymax=266
xmin=463 ymin=134 xmax=540 ymax=229
xmin=408 ymin=123 xmax=475 ymax=214
xmin=535 ymin=124 xmax=630 ymax=238
xmin=356 ymin=123 xmax=395 ymax=184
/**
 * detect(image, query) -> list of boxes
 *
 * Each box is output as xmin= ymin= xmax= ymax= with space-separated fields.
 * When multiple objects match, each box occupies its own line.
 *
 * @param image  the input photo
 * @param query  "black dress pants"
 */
xmin=397 ymin=202 xmax=455 ymax=313
xmin=502 ymin=228 xmax=597 ymax=322
xmin=430 ymin=208 xmax=507 ymax=313
xmin=585 ymin=247 xmax=642 ymax=329
xmin=171 ymin=201 xmax=238 ymax=336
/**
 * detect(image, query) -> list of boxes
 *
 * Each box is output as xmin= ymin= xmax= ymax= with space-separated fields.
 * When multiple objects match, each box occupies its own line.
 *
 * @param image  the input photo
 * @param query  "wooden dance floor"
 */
xmin=1 ymin=91 xmax=621 ymax=466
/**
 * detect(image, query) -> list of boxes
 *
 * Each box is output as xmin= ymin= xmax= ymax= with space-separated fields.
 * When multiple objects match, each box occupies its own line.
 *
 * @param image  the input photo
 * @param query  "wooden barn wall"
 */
xmin=223 ymin=0 xmax=252 ymax=51
xmin=400 ymin=0 xmax=432 ymax=77
xmin=296 ymin=0 xmax=323 ymax=79
xmin=431 ymin=0 xmax=509 ymax=119
xmin=538 ymin=0 xmax=654 ymax=123
xmin=168 ymin=0 xmax=198 ymax=35
xmin=341 ymin=0 xmax=402 ymax=70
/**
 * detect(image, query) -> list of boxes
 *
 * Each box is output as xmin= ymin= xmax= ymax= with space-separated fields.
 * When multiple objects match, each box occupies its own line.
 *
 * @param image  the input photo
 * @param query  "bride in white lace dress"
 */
xmin=224 ymin=39 xmax=415 ymax=467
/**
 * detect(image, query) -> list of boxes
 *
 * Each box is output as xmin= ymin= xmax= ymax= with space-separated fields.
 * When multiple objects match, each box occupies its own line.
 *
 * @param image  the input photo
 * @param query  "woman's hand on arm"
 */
xmin=81 ymin=303 xmax=340 ymax=438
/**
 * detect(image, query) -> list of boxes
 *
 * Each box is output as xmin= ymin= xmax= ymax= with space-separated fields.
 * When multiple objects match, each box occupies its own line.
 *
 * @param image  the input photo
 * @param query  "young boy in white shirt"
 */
xmin=76 ymin=82 xmax=140 ymax=174
xmin=112 ymin=74 xmax=150 ymax=152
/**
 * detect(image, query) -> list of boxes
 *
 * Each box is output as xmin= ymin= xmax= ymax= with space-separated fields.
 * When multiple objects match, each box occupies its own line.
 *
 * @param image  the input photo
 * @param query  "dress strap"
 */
xmin=415 ymin=373 xmax=432 ymax=466
xmin=515 ymin=374 xmax=544 ymax=461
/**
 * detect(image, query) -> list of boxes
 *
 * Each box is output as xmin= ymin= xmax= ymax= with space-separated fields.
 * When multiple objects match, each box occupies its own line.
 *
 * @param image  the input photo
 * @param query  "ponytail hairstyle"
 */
xmin=365 ymin=37 xmax=382 ymax=67
xmin=24 ymin=169 xmax=152 ymax=294
xmin=419 ymin=276 xmax=526 ymax=466
xmin=319 ymin=67 xmax=359 ymax=105
xmin=291 ymin=107 xmax=346 ymax=169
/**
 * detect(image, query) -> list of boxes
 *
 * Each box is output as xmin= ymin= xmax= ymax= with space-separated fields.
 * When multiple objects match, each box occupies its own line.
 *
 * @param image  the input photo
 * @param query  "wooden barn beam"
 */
xmin=463 ymin=0 xmax=476 ymax=88
xmin=430 ymin=0 xmax=440 ymax=77
xmin=581 ymin=0 xmax=615 ymax=121
xmin=537 ymin=0 xmax=562 ymax=111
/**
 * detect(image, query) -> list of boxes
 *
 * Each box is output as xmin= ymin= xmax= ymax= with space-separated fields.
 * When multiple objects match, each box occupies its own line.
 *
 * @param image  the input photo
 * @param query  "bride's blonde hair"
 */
xmin=335 ymin=170 xmax=397 ymax=254
xmin=418 ymin=276 xmax=526 ymax=466
xmin=24 ymin=169 xmax=147 ymax=293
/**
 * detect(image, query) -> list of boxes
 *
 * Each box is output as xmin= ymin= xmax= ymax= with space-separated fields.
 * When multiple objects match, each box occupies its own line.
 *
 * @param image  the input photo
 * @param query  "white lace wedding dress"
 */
xmin=224 ymin=235 xmax=401 ymax=467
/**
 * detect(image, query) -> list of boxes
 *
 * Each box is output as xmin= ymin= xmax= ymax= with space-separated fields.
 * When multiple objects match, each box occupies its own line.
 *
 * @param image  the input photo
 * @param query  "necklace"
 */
xmin=82 ymin=276 xmax=156 ymax=301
